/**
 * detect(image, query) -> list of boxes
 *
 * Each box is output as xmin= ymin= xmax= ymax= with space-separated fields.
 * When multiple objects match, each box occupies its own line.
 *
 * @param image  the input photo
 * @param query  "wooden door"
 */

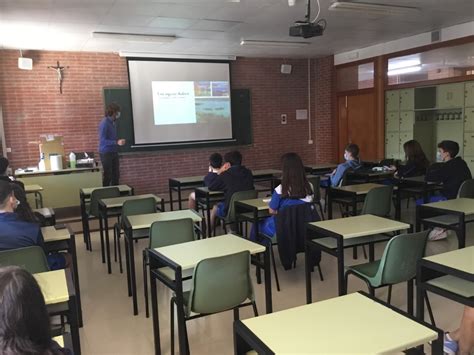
xmin=337 ymin=96 xmax=348 ymax=162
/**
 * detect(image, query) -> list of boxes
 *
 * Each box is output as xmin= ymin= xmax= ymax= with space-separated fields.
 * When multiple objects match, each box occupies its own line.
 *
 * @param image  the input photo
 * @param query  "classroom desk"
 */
xmin=79 ymin=184 xmax=133 ymax=251
xmin=42 ymin=225 xmax=83 ymax=327
xmin=417 ymin=247 xmax=474 ymax=324
xmin=194 ymin=186 xmax=224 ymax=237
xmin=416 ymin=198 xmax=474 ymax=249
xmin=147 ymin=234 xmax=270 ymax=355
xmin=34 ymin=270 xmax=81 ymax=355
xmin=25 ymin=184 xmax=44 ymax=208
xmin=252 ymin=169 xmax=282 ymax=191
xmin=234 ymin=291 xmax=442 ymax=355
xmin=305 ymin=214 xmax=410 ymax=301
xmin=347 ymin=168 xmax=393 ymax=183
xmin=328 ymin=183 xmax=385 ymax=219
xmin=123 ymin=210 xmax=203 ymax=316
xmin=304 ymin=163 xmax=337 ymax=175
xmin=395 ymin=176 xmax=442 ymax=220
xmin=98 ymin=194 xmax=164 ymax=274
xmin=235 ymin=198 xmax=271 ymax=238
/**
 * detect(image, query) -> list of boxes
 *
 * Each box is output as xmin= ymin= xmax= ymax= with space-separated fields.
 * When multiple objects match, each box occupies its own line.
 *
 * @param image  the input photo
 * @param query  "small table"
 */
xmin=148 ymin=234 xmax=270 ymax=354
xmin=195 ymin=186 xmax=224 ymax=237
xmin=235 ymin=198 xmax=271 ymax=238
xmin=25 ymin=184 xmax=44 ymax=208
xmin=417 ymin=246 xmax=474 ymax=323
xmin=304 ymin=163 xmax=337 ymax=175
xmin=168 ymin=175 xmax=205 ymax=211
xmin=79 ymin=184 xmax=133 ymax=250
xmin=328 ymin=183 xmax=385 ymax=219
xmin=347 ymin=169 xmax=393 ymax=183
xmin=34 ymin=270 xmax=81 ymax=355
xmin=416 ymin=198 xmax=474 ymax=249
xmin=306 ymin=214 xmax=410 ymax=301
xmin=234 ymin=291 xmax=442 ymax=355
xmin=98 ymin=194 xmax=164 ymax=274
xmin=123 ymin=209 xmax=203 ymax=315
xmin=42 ymin=225 xmax=83 ymax=327
xmin=395 ymin=176 xmax=442 ymax=220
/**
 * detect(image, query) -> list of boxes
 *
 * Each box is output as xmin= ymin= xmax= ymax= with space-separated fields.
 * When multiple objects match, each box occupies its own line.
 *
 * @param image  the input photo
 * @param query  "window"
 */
xmin=336 ymin=62 xmax=374 ymax=91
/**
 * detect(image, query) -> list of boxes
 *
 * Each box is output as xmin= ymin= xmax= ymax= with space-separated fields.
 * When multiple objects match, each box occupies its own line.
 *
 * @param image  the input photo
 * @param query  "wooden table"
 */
xmin=416 ymin=197 xmax=474 ymax=249
xmin=417 ymin=246 xmax=474 ymax=324
xmin=195 ymin=186 xmax=224 ymax=237
xmin=169 ymin=175 xmax=204 ymax=211
xmin=98 ymin=194 xmax=164 ymax=274
xmin=306 ymin=214 xmax=410 ymax=300
xmin=42 ymin=225 xmax=82 ymax=327
xmin=34 ymin=270 xmax=81 ymax=354
xmin=79 ymin=184 xmax=133 ymax=250
xmin=328 ymin=183 xmax=385 ymax=219
xmin=347 ymin=168 xmax=393 ymax=183
xmin=304 ymin=163 xmax=337 ymax=175
xmin=234 ymin=291 xmax=442 ymax=355
xmin=235 ymin=198 xmax=271 ymax=238
xmin=395 ymin=176 xmax=442 ymax=220
xmin=148 ymin=234 xmax=270 ymax=355
xmin=25 ymin=184 xmax=44 ymax=208
xmin=253 ymin=169 xmax=281 ymax=191
xmin=123 ymin=209 xmax=203 ymax=315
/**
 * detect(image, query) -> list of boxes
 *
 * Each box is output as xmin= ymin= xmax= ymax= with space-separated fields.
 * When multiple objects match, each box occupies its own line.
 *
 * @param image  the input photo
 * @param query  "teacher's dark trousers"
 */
xmin=100 ymin=152 xmax=120 ymax=186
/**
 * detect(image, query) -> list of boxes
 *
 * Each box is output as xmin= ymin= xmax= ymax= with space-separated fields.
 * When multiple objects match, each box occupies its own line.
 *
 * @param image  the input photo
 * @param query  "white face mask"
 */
xmin=436 ymin=151 xmax=443 ymax=162
xmin=116 ymin=112 xmax=121 ymax=119
xmin=344 ymin=152 xmax=349 ymax=161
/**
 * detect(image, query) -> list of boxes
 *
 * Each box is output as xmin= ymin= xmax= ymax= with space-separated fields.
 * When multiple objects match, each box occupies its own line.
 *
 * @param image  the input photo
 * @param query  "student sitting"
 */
xmin=0 ymin=181 xmax=69 ymax=270
xmin=389 ymin=140 xmax=430 ymax=178
xmin=208 ymin=151 xmax=254 ymax=228
xmin=321 ymin=143 xmax=361 ymax=187
xmin=0 ymin=157 xmax=24 ymax=189
xmin=251 ymin=152 xmax=313 ymax=242
xmin=0 ymin=266 xmax=72 ymax=355
xmin=188 ymin=153 xmax=223 ymax=210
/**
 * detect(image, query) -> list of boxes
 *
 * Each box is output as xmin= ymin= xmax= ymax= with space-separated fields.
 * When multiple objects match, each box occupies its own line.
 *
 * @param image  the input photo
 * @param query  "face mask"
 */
xmin=116 ymin=112 xmax=121 ymax=119
xmin=436 ymin=151 xmax=443 ymax=162
xmin=344 ymin=153 xmax=349 ymax=161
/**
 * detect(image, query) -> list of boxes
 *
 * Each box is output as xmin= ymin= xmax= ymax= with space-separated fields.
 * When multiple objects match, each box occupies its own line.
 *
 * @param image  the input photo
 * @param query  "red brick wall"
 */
xmin=0 ymin=50 xmax=335 ymax=195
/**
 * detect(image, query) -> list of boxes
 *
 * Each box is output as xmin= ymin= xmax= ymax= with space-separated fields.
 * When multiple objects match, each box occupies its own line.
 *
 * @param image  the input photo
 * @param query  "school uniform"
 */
xmin=425 ymin=157 xmax=472 ymax=200
xmin=320 ymin=159 xmax=362 ymax=187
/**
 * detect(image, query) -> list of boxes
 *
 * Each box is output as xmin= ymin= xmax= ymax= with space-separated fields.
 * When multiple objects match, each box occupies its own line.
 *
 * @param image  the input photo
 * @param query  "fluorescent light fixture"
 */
xmin=329 ymin=1 xmax=420 ymax=15
xmin=92 ymin=32 xmax=176 ymax=43
xmin=388 ymin=65 xmax=422 ymax=76
xmin=388 ymin=59 xmax=421 ymax=71
xmin=119 ymin=51 xmax=236 ymax=60
xmin=240 ymin=39 xmax=310 ymax=48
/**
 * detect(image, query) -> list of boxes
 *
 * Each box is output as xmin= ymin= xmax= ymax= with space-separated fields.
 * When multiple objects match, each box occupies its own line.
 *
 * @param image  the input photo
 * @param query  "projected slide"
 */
xmin=152 ymin=81 xmax=231 ymax=126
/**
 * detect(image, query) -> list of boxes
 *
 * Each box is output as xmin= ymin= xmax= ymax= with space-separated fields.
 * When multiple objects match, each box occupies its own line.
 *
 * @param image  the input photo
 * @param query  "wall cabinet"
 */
xmin=399 ymin=88 xmax=414 ymax=111
xmin=464 ymin=107 xmax=474 ymax=132
xmin=465 ymin=82 xmax=474 ymax=108
xmin=400 ymin=111 xmax=415 ymax=132
xmin=386 ymin=91 xmax=400 ymax=112
xmin=465 ymin=156 xmax=474 ymax=177
xmin=385 ymin=132 xmax=400 ymax=159
xmin=464 ymin=132 xmax=474 ymax=156
xmin=437 ymin=83 xmax=464 ymax=109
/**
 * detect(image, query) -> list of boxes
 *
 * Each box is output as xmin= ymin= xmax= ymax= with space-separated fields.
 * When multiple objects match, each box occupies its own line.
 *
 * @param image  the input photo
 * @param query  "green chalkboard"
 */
xmin=103 ymin=87 xmax=252 ymax=153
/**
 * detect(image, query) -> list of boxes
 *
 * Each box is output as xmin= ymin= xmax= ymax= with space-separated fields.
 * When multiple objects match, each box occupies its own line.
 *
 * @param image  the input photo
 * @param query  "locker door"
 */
xmin=465 ymin=82 xmax=474 ymax=107
xmin=399 ymin=131 xmax=414 ymax=149
xmin=385 ymin=112 xmax=399 ymax=132
xmin=464 ymin=107 xmax=474 ymax=132
xmin=437 ymin=83 xmax=464 ymax=109
xmin=464 ymin=132 xmax=474 ymax=156
xmin=385 ymin=132 xmax=400 ymax=159
xmin=399 ymin=111 xmax=415 ymax=132
xmin=385 ymin=90 xmax=399 ymax=112
xmin=465 ymin=156 xmax=474 ymax=176
xmin=399 ymin=88 xmax=414 ymax=111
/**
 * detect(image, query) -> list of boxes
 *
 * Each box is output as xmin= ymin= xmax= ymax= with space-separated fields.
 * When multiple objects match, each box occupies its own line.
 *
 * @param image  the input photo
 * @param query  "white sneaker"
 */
xmin=428 ymin=227 xmax=448 ymax=241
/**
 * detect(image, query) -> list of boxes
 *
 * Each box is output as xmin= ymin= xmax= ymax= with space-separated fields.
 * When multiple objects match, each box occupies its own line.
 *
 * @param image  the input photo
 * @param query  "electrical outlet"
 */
xmin=6 ymin=148 xmax=11 ymax=153
xmin=308 ymin=139 xmax=313 ymax=144
xmin=281 ymin=114 xmax=287 ymax=124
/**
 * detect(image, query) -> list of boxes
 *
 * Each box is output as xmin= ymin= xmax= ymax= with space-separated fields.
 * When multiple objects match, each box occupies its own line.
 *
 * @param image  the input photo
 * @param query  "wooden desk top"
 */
xmin=195 ymin=186 xmax=224 ymax=196
xmin=154 ymin=234 xmax=265 ymax=270
xmin=238 ymin=198 xmax=269 ymax=211
xmin=42 ymin=226 xmax=71 ymax=243
xmin=34 ymin=270 xmax=69 ymax=305
xmin=242 ymin=292 xmax=438 ymax=354
xmin=25 ymin=184 xmax=44 ymax=193
xmin=127 ymin=210 xmax=202 ymax=230
xmin=253 ymin=169 xmax=281 ymax=176
xmin=100 ymin=194 xmax=162 ymax=208
xmin=80 ymin=184 xmax=132 ymax=196
xmin=170 ymin=175 xmax=204 ymax=184
xmin=423 ymin=198 xmax=474 ymax=215
xmin=309 ymin=214 xmax=410 ymax=239
xmin=423 ymin=246 xmax=473 ymax=275
xmin=332 ymin=183 xmax=385 ymax=195
xmin=305 ymin=163 xmax=337 ymax=170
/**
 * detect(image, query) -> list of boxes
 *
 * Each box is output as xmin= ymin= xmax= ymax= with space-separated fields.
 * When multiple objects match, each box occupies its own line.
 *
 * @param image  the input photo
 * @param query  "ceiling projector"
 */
xmin=289 ymin=21 xmax=324 ymax=38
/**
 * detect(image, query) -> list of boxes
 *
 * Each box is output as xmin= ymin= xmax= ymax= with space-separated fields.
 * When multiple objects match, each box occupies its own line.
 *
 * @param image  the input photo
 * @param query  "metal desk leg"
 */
xmin=150 ymin=272 xmax=162 ymax=355
xmin=177 ymin=184 xmax=183 ymax=210
xmin=99 ymin=217 xmax=105 ymax=263
xmin=337 ymin=236 xmax=345 ymax=295
xmin=305 ymin=241 xmax=313 ymax=304
xmin=103 ymin=209 xmax=112 ymax=274
xmin=263 ymin=248 xmax=272 ymax=313
xmin=129 ymin=231 xmax=138 ymax=315
xmin=69 ymin=295 xmax=81 ymax=355
xmin=169 ymin=181 xmax=174 ymax=211
xmin=70 ymin=235 xmax=83 ymax=327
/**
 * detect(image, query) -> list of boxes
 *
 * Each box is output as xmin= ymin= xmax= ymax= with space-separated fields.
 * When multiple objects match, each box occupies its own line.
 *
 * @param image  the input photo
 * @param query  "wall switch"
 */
xmin=308 ymin=139 xmax=313 ymax=144
xmin=6 ymin=147 xmax=11 ymax=153
xmin=281 ymin=114 xmax=287 ymax=124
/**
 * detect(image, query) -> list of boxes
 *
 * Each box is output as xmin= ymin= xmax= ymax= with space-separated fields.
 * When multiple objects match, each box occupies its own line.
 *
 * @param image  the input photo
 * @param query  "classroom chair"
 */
xmin=458 ymin=178 xmax=474 ymax=198
xmin=0 ymin=246 xmax=49 ymax=274
xmin=344 ymin=230 xmax=435 ymax=324
xmin=143 ymin=218 xmax=196 ymax=318
xmin=34 ymin=207 xmax=56 ymax=226
xmin=170 ymin=251 xmax=258 ymax=355
xmin=115 ymin=197 xmax=157 ymax=273
xmin=214 ymin=189 xmax=258 ymax=236
xmin=307 ymin=175 xmax=325 ymax=219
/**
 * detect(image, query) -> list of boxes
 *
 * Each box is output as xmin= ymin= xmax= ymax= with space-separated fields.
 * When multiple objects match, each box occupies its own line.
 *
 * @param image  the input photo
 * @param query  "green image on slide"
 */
xmin=194 ymin=81 xmax=231 ymax=123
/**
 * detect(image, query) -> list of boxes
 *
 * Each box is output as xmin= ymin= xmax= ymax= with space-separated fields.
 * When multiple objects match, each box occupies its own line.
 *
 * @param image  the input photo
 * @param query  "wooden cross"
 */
xmin=47 ymin=61 xmax=68 ymax=94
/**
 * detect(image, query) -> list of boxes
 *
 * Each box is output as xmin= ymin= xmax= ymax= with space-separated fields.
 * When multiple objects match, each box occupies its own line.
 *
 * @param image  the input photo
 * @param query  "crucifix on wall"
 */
xmin=47 ymin=61 xmax=68 ymax=94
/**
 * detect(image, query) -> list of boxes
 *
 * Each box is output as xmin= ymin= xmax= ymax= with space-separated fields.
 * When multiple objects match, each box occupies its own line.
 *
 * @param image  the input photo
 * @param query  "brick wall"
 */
xmin=0 ymin=50 xmax=335 ymax=195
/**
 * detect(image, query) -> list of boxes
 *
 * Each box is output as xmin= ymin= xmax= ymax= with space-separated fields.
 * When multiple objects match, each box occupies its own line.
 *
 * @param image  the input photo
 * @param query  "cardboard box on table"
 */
xmin=39 ymin=135 xmax=65 ymax=170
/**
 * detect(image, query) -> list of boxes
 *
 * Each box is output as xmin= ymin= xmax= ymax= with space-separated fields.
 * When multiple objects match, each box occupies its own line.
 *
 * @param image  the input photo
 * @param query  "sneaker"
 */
xmin=443 ymin=333 xmax=458 ymax=355
xmin=428 ymin=227 xmax=448 ymax=241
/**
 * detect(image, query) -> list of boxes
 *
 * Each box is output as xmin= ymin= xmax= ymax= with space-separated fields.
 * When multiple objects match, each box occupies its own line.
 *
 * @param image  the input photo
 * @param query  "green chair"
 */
xmin=344 ymin=230 xmax=435 ymax=323
xmin=214 ymin=190 xmax=258 ymax=236
xmin=87 ymin=187 xmax=120 ymax=259
xmin=307 ymin=175 xmax=325 ymax=219
xmin=458 ymin=178 xmax=474 ymax=198
xmin=170 ymin=251 xmax=258 ymax=354
xmin=0 ymin=246 xmax=49 ymax=274
xmin=115 ymin=197 xmax=157 ymax=273
xmin=143 ymin=218 xmax=196 ymax=318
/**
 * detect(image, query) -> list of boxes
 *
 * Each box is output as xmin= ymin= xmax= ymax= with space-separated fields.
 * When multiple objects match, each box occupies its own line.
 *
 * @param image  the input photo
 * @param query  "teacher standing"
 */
xmin=98 ymin=103 xmax=126 ymax=186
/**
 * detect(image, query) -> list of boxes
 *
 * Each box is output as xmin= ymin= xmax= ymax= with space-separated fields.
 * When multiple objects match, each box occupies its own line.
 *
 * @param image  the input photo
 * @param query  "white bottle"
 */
xmin=69 ymin=152 xmax=76 ymax=168
xmin=38 ymin=153 xmax=46 ymax=171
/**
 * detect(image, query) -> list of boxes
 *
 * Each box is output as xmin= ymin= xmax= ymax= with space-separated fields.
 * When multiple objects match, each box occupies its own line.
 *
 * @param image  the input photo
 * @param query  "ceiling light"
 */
xmin=329 ymin=1 xmax=420 ymax=15
xmin=119 ymin=51 xmax=236 ymax=60
xmin=92 ymin=32 xmax=176 ymax=43
xmin=240 ymin=40 xmax=310 ymax=48
xmin=388 ymin=65 xmax=422 ymax=76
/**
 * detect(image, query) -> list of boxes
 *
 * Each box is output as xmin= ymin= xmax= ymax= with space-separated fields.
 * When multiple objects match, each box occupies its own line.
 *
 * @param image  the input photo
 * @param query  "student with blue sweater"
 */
xmin=188 ymin=153 xmax=223 ymax=210
xmin=322 ymin=143 xmax=361 ymax=187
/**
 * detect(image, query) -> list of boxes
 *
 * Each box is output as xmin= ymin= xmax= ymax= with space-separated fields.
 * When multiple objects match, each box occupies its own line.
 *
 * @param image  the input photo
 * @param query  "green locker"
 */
xmin=437 ymin=83 xmax=464 ymax=109
xmin=385 ymin=132 xmax=399 ymax=159
xmin=465 ymin=82 xmax=474 ymax=107
xmin=399 ymin=111 xmax=415 ymax=132
xmin=464 ymin=132 xmax=474 ymax=156
xmin=399 ymin=88 xmax=414 ymax=111
xmin=385 ymin=90 xmax=399 ymax=112
xmin=399 ymin=131 xmax=413 ymax=148
xmin=385 ymin=112 xmax=399 ymax=132
xmin=465 ymin=156 xmax=474 ymax=175
xmin=464 ymin=107 xmax=474 ymax=132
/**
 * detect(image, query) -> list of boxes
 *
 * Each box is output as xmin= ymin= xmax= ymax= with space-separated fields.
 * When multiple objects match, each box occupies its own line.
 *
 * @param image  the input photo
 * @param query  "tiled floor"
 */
xmin=74 ymin=205 xmax=472 ymax=354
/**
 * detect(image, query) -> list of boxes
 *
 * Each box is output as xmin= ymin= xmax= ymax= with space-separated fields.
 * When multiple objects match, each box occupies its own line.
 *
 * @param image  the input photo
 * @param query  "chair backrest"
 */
xmin=458 ymin=179 xmax=474 ymax=198
xmin=0 ymin=246 xmax=49 ymax=274
xmin=307 ymin=176 xmax=321 ymax=200
xmin=188 ymin=251 xmax=253 ymax=315
xmin=338 ymin=168 xmax=353 ymax=187
xmin=226 ymin=190 xmax=258 ymax=221
xmin=361 ymin=185 xmax=393 ymax=217
xmin=122 ymin=197 xmax=156 ymax=220
xmin=148 ymin=218 xmax=195 ymax=249
xmin=375 ymin=231 xmax=429 ymax=286
xmin=89 ymin=187 xmax=121 ymax=217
